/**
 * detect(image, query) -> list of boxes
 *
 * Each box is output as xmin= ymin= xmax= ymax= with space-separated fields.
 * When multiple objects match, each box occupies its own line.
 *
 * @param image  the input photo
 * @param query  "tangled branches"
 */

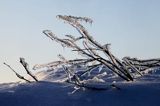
xmin=4 ymin=15 xmax=160 ymax=90
xmin=43 ymin=15 xmax=135 ymax=82
xmin=41 ymin=15 xmax=160 ymax=86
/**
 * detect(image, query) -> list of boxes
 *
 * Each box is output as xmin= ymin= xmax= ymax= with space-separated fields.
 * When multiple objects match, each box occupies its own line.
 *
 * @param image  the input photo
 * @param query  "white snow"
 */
xmin=0 ymin=66 xmax=160 ymax=106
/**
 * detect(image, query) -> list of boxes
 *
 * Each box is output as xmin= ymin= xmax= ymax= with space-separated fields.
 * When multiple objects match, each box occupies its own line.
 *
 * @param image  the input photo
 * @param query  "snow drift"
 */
xmin=0 ymin=67 xmax=160 ymax=106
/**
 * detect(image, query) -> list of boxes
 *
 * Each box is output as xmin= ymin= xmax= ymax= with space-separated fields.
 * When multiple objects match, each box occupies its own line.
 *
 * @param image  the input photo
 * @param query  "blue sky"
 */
xmin=0 ymin=0 xmax=160 ymax=83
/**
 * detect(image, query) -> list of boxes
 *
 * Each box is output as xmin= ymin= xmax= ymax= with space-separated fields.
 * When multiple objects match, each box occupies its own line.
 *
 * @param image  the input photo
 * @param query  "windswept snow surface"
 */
xmin=0 ymin=67 xmax=160 ymax=106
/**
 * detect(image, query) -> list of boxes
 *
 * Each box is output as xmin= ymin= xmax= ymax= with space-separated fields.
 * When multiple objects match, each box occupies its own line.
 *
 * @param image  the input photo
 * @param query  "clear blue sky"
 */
xmin=0 ymin=0 xmax=160 ymax=83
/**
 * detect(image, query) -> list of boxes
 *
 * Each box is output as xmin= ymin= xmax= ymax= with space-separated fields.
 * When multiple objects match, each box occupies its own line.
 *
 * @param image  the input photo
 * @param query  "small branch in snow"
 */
xmin=20 ymin=57 xmax=38 ymax=82
xmin=3 ymin=62 xmax=31 ymax=83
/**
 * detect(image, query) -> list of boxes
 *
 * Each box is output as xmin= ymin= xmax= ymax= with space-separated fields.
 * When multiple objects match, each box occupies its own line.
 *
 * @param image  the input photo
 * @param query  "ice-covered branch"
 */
xmin=41 ymin=15 xmax=160 ymax=84
xmin=20 ymin=57 xmax=38 ymax=82
xmin=3 ymin=62 xmax=31 ymax=83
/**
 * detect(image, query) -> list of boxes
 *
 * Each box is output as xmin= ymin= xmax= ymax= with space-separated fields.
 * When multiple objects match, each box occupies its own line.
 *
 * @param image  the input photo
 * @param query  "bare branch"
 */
xmin=20 ymin=57 xmax=38 ymax=82
xmin=3 ymin=62 xmax=31 ymax=83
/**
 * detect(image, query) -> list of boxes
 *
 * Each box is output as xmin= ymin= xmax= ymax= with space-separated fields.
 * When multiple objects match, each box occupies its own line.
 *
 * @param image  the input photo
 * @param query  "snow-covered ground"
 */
xmin=0 ymin=66 xmax=160 ymax=106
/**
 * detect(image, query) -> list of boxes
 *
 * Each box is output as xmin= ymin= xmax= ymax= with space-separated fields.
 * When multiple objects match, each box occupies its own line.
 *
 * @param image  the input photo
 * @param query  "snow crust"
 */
xmin=0 ymin=66 xmax=160 ymax=106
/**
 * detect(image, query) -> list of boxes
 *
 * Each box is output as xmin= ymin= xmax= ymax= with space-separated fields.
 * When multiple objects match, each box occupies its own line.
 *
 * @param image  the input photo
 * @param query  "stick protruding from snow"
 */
xmin=20 ymin=57 xmax=38 ymax=82
xmin=3 ymin=62 xmax=31 ymax=83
